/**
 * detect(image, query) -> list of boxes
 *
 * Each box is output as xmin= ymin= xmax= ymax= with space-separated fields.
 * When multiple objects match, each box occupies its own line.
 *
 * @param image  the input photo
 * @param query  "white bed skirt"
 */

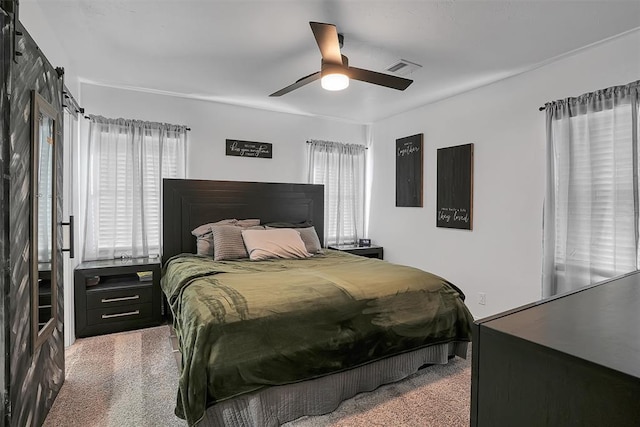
xmin=197 ymin=341 xmax=468 ymax=427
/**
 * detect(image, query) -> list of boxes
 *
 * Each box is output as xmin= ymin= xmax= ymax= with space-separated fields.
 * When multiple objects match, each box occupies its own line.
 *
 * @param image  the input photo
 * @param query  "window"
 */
xmin=543 ymin=81 xmax=640 ymax=296
xmin=553 ymin=107 xmax=635 ymax=277
xmin=307 ymin=140 xmax=366 ymax=246
xmin=83 ymin=117 xmax=186 ymax=260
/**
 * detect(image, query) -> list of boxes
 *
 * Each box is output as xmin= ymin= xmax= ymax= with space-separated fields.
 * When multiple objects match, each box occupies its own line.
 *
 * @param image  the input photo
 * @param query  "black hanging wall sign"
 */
xmin=396 ymin=133 xmax=423 ymax=207
xmin=225 ymin=139 xmax=273 ymax=158
xmin=437 ymin=143 xmax=474 ymax=230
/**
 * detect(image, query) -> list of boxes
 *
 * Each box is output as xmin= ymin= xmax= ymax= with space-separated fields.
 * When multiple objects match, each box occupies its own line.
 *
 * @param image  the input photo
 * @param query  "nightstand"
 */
xmin=74 ymin=258 xmax=162 ymax=338
xmin=328 ymin=245 xmax=384 ymax=260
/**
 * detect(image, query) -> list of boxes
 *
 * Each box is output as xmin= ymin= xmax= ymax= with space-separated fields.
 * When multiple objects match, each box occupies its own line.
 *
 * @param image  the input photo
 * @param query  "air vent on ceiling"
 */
xmin=386 ymin=59 xmax=422 ymax=76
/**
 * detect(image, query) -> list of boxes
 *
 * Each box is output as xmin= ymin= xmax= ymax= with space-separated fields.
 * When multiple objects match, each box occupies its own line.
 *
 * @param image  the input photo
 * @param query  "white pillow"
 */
xmin=241 ymin=229 xmax=311 ymax=261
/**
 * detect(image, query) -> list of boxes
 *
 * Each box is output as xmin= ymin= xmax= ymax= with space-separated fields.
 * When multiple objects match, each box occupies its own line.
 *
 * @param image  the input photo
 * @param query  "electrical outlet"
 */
xmin=478 ymin=292 xmax=486 ymax=305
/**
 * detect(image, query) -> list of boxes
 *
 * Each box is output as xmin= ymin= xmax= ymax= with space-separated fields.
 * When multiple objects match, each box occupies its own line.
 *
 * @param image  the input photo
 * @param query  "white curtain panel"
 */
xmin=543 ymin=80 xmax=640 ymax=297
xmin=307 ymin=140 xmax=366 ymax=246
xmin=83 ymin=116 xmax=187 ymax=261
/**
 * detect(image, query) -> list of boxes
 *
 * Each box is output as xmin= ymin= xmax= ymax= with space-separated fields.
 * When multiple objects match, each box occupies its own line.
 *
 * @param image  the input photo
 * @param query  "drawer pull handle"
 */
xmin=101 ymin=295 xmax=140 ymax=303
xmin=102 ymin=310 xmax=140 ymax=319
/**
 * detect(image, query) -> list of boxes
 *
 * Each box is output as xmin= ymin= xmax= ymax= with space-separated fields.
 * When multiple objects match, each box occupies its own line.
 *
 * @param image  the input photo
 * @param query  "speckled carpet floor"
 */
xmin=44 ymin=325 xmax=471 ymax=427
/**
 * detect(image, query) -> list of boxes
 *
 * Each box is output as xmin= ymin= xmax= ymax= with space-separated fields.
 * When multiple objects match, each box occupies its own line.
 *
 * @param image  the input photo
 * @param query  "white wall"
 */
xmin=19 ymin=2 xmax=80 ymax=99
xmin=80 ymin=84 xmax=367 ymax=183
xmin=369 ymin=30 xmax=640 ymax=319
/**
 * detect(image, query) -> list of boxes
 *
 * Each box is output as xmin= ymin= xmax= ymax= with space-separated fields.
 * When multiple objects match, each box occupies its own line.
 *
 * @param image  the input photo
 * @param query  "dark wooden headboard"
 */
xmin=162 ymin=179 xmax=324 ymax=263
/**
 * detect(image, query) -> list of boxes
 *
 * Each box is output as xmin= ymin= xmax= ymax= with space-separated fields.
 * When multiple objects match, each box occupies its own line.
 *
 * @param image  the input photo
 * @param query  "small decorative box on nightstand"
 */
xmin=74 ymin=258 xmax=162 ymax=338
xmin=328 ymin=244 xmax=384 ymax=260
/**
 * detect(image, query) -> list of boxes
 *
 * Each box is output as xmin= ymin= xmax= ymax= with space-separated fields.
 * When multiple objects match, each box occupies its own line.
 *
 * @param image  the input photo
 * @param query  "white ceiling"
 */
xmin=23 ymin=0 xmax=640 ymax=124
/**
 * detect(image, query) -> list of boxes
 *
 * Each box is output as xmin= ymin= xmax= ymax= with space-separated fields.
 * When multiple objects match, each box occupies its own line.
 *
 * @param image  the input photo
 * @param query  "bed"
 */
xmin=161 ymin=179 xmax=474 ymax=427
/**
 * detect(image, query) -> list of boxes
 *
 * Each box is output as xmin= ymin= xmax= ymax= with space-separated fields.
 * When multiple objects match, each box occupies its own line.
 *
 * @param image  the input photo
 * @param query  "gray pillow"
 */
xmin=237 ymin=219 xmax=261 ymax=227
xmin=266 ymin=226 xmax=322 ymax=254
xmin=191 ymin=219 xmax=238 ymax=237
xmin=191 ymin=219 xmax=238 ymax=256
xmin=263 ymin=221 xmax=312 ymax=229
xmin=298 ymin=227 xmax=323 ymax=254
xmin=212 ymin=224 xmax=264 ymax=261
xmin=192 ymin=219 xmax=261 ymax=257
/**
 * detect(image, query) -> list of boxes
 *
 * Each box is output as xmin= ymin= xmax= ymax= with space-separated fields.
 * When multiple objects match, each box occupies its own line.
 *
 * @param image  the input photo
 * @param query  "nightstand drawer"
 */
xmin=86 ymin=285 xmax=153 ymax=309
xmin=87 ymin=303 xmax=153 ymax=326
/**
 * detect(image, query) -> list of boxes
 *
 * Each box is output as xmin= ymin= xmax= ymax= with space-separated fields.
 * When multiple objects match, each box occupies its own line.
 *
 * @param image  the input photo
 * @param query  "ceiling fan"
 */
xmin=269 ymin=22 xmax=414 ymax=97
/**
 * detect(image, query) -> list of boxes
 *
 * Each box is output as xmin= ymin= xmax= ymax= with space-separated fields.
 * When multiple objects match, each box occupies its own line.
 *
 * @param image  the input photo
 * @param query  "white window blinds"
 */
xmin=83 ymin=116 xmax=187 ymax=261
xmin=307 ymin=140 xmax=366 ymax=246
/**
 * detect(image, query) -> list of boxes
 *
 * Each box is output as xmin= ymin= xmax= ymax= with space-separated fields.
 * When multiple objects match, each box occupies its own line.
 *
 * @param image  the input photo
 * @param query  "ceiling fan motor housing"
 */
xmin=321 ymin=56 xmax=348 ymax=76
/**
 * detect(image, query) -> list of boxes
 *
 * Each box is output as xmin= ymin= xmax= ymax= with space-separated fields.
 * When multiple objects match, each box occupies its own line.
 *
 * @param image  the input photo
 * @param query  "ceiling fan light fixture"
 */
xmin=321 ymin=72 xmax=349 ymax=91
xmin=320 ymin=60 xmax=349 ymax=91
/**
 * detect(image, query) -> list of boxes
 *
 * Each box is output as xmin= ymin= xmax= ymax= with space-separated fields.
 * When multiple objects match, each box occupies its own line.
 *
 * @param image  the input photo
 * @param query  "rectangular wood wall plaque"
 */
xmin=437 ymin=143 xmax=474 ymax=230
xmin=396 ymin=134 xmax=423 ymax=207
xmin=225 ymin=139 xmax=273 ymax=158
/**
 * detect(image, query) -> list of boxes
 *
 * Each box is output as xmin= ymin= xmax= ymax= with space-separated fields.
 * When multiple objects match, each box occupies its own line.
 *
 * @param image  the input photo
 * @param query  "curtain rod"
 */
xmin=306 ymin=140 xmax=368 ymax=149
xmin=62 ymin=87 xmax=82 ymax=116
xmin=82 ymin=114 xmax=191 ymax=131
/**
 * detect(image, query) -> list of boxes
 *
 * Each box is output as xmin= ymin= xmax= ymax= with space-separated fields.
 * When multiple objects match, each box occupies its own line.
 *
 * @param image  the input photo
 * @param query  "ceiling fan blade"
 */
xmin=348 ymin=67 xmax=413 ymax=91
xmin=269 ymin=71 xmax=321 ymax=97
xmin=309 ymin=22 xmax=343 ymax=64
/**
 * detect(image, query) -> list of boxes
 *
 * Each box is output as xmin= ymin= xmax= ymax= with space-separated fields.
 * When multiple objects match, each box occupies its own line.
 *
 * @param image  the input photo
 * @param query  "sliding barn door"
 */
xmin=0 ymin=8 xmax=11 ymax=427
xmin=8 ymin=20 xmax=65 ymax=427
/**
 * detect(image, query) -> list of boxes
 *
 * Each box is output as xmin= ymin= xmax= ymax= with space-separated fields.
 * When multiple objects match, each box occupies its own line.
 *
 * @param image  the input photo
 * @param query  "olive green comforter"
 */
xmin=162 ymin=250 xmax=474 ymax=426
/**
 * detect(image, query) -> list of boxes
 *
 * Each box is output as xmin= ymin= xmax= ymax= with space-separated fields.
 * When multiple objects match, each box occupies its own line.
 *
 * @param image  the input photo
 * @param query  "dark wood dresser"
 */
xmin=74 ymin=258 xmax=162 ymax=338
xmin=471 ymin=271 xmax=640 ymax=427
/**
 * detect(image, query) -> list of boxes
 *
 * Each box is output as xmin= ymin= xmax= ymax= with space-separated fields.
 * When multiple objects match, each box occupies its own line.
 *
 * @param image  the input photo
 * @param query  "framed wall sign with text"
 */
xmin=436 ymin=143 xmax=474 ymax=230
xmin=396 ymin=133 xmax=424 ymax=207
xmin=225 ymin=139 xmax=273 ymax=158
